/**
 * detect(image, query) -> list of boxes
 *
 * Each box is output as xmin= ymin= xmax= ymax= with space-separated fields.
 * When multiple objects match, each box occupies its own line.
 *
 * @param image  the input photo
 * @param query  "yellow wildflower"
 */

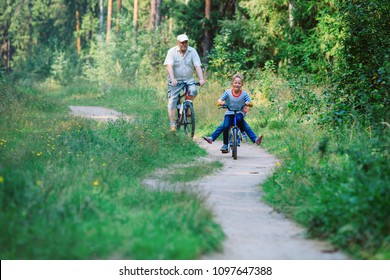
xmin=0 ymin=176 xmax=4 ymax=183
xmin=93 ymin=180 xmax=99 ymax=187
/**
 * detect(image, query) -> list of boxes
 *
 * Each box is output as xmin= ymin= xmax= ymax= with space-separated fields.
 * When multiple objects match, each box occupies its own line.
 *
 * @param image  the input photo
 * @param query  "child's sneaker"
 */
xmin=220 ymin=144 xmax=229 ymax=153
xmin=255 ymin=135 xmax=263 ymax=145
xmin=241 ymin=131 xmax=248 ymax=142
xmin=203 ymin=137 xmax=213 ymax=144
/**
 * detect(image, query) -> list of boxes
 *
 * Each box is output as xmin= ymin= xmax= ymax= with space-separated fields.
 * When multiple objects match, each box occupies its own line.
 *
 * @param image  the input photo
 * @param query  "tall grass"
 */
xmin=0 ymin=80 xmax=224 ymax=259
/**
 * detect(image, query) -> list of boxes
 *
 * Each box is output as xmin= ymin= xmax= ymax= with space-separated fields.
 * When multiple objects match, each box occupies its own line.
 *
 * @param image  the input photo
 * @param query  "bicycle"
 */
xmin=176 ymin=81 xmax=200 ymax=138
xmin=219 ymin=104 xmax=248 ymax=160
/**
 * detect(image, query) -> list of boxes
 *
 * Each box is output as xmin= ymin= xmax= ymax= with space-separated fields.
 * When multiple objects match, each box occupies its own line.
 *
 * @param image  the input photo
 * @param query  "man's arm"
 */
xmin=195 ymin=65 xmax=205 ymax=86
xmin=166 ymin=64 xmax=177 ymax=87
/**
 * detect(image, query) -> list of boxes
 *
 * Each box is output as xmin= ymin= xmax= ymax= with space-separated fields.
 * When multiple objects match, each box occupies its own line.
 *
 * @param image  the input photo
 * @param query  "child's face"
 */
xmin=232 ymin=77 xmax=243 ymax=90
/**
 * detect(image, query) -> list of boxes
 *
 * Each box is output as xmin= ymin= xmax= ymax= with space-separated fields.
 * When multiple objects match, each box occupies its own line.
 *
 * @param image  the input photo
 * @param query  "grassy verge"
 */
xmin=0 ymin=80 xmax=224 ymax=259
xmin=260 ymin=120 xmax=389 ymax=259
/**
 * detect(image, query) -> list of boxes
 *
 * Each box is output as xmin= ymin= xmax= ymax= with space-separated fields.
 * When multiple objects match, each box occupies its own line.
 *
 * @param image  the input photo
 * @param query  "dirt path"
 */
xmin=69 ymin=106 xmax=349 ymax=260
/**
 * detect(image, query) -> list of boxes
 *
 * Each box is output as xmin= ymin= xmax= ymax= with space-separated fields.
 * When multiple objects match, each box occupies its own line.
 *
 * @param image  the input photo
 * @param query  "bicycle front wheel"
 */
xmin=183 ymin=101 xmax=195 ymax=138
xmin=232 ymin=127 xmax=238 ymax=160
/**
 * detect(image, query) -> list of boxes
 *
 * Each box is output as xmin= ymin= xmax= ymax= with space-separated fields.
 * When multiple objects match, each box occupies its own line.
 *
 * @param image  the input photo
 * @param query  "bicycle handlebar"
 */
xmin=219 ymin=104 xmax=247 ymax=112
xmin=177 ymin=81 xmax=200 ymax=87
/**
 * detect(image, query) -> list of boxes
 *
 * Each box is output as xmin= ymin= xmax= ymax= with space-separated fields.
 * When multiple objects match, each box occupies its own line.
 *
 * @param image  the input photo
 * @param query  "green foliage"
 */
xmin=309 ymin=131 xmax=390 ymax=258
xmin=163 ymin=0 xmax=237 ymax=57
xmin=322 ymin=0 xmax=390 ymax=127
xmin=82 ymin=27 xmax=171 ymax=90
xmin=207 ymin=29 xmax=250 ymax=80
xmin=288 ymin=76 xmax=325 ymax=123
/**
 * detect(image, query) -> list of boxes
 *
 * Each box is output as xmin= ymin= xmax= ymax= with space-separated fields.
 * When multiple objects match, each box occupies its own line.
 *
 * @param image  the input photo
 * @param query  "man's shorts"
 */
xmin=167 ymin=80 xmax=198 ymax=110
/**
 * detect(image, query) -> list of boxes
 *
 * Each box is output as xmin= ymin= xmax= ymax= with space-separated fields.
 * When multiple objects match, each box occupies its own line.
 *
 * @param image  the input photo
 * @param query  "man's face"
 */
xmin=177 ymin=40 xmax=188 ymax=53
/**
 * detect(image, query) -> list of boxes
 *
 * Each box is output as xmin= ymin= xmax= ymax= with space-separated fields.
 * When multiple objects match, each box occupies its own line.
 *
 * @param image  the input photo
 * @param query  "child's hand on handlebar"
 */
xmin=217 ymin=100 xmax=225 ymax=106
xmin=245 ymin=102 xmax=253 ymax=107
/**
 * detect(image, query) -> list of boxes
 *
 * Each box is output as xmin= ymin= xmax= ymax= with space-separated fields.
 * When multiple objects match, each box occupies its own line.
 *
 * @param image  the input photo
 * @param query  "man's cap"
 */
xmin=177 ymin=34 xmax=189 ymax=42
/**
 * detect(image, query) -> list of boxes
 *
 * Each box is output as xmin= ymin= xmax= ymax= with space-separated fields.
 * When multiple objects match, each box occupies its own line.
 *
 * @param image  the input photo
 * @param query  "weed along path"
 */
xmin=68 ymin=106 xmax=348 ymax=260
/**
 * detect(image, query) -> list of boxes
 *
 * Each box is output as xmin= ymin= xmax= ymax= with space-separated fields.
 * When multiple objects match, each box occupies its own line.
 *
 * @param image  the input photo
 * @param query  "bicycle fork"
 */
xmin=229 ymin=115 xmax=241 ymax=148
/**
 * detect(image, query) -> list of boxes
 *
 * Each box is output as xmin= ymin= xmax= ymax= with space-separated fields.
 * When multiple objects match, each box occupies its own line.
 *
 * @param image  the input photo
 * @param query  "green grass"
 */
xmin=0 ymin=81 xmax=224 ymax=259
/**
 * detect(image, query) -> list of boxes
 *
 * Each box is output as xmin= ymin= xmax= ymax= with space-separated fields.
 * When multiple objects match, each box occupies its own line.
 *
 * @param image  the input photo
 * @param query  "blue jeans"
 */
xmin=211 ymin=114 xmax=257 ymax=145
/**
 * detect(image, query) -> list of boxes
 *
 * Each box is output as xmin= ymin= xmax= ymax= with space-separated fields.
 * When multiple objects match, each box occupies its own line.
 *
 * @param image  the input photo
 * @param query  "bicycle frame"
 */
xmin=221 ymin=104 xmax=246 ymax=160
xmin=175 ymin=82 xmax=199 ymax=138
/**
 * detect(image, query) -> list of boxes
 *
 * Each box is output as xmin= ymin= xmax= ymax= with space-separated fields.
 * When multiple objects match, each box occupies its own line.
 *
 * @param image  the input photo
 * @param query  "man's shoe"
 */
xmin=203 ymin=137 xmax=213 ymax=144
xmin=220 ymin=144 xmax=229 ymax=153
xmin=170 ymin=125 xmax=177 ymax=132
xmin=255 ymin=135 xmax=263 ymax=145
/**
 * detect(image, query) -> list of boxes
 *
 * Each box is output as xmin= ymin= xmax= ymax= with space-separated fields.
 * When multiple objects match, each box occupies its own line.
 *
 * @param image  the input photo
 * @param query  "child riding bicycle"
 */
xmin=203 ymin=73 xmax=262 ymax=153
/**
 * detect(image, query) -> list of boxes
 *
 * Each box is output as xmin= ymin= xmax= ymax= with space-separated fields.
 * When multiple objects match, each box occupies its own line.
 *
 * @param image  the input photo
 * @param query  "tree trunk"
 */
xmin=134 ymin=0 xmax=139 ymax=38
xmin=99 ymin=0 xmax=104 ymax=42
xmin=156 ymin=0 xmax=162 ymax=28
xmin=106 ymin=0 xmax=113 ymax=42
xmin=76 ymin=5 xmax=81 ymax=55
xmin=289 ymin=0 xmax=295 ymax=29
xmin=203 ymin=0 xmax=211 ymax=59
xmin=288 ymin=1 xmax=295 ymax=66
xmin=150 ymin=0 xmax=157 ymax=31
xmin=7 ymin=38 xmax=10 ymax=73
xmin=116 ymin=0 xmax=121 ymax=33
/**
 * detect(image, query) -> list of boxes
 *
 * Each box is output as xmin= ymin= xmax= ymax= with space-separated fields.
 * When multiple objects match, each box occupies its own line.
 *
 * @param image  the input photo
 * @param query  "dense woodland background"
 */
xmin=1 ymin=0 xmax=388 ymax=126
xmin=0 ymin=0 xmax=389 ymax=259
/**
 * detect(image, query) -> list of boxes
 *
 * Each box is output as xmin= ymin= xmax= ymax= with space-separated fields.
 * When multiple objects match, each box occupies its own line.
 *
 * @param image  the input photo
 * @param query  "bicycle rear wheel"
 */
xmin=232 ymin=127 xmax=238 ymax=159
xmin=183 ymin=101 xmax=195 ymax=138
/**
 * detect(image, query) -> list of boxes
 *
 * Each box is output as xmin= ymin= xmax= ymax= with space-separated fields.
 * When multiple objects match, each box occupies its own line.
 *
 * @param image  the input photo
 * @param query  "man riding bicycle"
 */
xmin=163 ymin=34 xmax=205 ymax=132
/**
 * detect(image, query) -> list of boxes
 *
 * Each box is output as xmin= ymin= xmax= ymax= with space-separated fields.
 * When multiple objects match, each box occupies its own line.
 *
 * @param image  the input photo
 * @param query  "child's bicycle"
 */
xmin=220 ymin=104 xmax=247 ymax=160
xmin=176 ymin=81 xmax=200 ymax=138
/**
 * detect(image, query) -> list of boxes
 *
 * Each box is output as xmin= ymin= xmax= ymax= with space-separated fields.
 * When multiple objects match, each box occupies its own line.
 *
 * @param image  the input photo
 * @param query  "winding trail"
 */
xmin=195 ymin=139 xmax=347 ymax=260
xmin=69 ymin=106 xmax=349 ymax=260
